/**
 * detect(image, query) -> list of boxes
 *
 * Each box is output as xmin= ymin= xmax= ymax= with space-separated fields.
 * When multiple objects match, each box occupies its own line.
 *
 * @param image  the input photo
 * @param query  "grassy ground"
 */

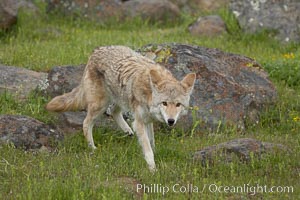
xmin=0 ymin=3 xmax=299 ymax=200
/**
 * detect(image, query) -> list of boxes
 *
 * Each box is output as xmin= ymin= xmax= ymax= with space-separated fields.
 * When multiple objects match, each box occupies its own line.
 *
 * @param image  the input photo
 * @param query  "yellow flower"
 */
xmin=191 ymin=106 xmax=199 ymax=111
xmin=283 ymin=52 xmax=295 ymax=59
xmin=293 ymin=116 xmax=300 ymax=122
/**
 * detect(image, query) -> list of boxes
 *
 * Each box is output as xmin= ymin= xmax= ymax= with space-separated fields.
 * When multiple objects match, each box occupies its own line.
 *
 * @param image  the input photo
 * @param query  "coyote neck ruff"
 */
xmin=46 ymin=46 xmax=196 ymax=172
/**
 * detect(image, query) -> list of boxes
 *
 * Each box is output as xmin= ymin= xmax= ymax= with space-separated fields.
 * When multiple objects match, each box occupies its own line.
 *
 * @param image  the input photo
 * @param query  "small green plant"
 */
xmin=190 ymin=106 xmax=201 ymax=137
xmin=218 ymin=8 xmax=241 ymax=36
xmin=264 ymin=55 xmax=300 ymax=88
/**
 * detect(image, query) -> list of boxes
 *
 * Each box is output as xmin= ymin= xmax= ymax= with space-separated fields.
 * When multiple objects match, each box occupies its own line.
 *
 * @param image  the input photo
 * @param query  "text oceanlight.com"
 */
xmin=136 ymin=183 xmax=294 ymax=195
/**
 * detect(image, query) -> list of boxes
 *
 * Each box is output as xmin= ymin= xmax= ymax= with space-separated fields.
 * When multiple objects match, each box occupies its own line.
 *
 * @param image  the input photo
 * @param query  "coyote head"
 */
xmin=149 ymin=70 xmax=196 ymax=127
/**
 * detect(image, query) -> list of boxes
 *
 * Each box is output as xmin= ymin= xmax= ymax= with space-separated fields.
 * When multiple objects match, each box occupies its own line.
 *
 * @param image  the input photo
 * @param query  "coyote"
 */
xmin=46 ymin=46 xmax=196 ymax=171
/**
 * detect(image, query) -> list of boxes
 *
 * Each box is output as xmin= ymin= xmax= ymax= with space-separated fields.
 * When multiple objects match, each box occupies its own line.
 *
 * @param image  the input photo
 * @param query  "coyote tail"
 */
xmin=46 ymin=86 xmax=85 ymax=112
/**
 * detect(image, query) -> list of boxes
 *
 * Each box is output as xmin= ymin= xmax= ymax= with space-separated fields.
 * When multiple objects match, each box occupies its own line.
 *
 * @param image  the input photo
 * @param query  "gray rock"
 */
xmin=0 ymin=115 xmax=63 ymax=150
xmin=122 ymin=0 xmax=181 ymax=24
xmin=139 ymin=43 xmax=277 ymax=131
xmin=170 ymin=0 xmax=229 ymax=13
xmin=169 ymin=0 xmax=191 ymax=13
xmin=46 ymin=0 xmax=123 ymax=23
xmin=46 ymin=64 xmax=85 ymax=97
xmin=0 ymin=0 xmax=18 ymax=30
xmin=61 ymin=111 xmax=89 ymax=128
xmin=17 ymin=0 xmax=39 ymax=13
xmin=190 ymin=0 xmax=229 ymax=12
xmin=229 ymin=0 xmax=300 ymax=43
xmin=0 ymin=65 xmax=48 ymax=99
xmin=46 ymin=0 xmax=180 ymax=25
xmin=188 ymin=15 xmax=227 ymax=37
xmin=261 ymin=142 xmax=290 ymax=153
xmin=193 ymin=138 xmax=289 ymax=166
xmin=58 ymin=111 xmax=118 ymax=132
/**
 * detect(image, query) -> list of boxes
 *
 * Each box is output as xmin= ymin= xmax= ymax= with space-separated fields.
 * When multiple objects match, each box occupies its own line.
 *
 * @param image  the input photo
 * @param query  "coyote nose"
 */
xmin=167 ymin=118 xmax=175 ymax=126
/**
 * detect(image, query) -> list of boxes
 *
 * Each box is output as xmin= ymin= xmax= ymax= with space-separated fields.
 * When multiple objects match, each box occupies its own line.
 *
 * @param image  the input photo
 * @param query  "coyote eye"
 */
xmin=176 ymin=103 xmax=181 ymax=107
xmin=162 ymin=102 xmax=168 ymax=106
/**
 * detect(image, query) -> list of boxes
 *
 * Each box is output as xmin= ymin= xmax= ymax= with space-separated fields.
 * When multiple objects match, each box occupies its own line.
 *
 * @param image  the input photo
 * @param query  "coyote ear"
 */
xmin=149 ymin=69 xmax=162 ymax=87
xmin=181 ymin=73 xmax=196 ymax=94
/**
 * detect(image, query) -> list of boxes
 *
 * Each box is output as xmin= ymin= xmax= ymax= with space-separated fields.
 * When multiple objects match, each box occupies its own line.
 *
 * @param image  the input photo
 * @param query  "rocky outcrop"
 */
xmin=188 ymin=15 xmax=227 ymax=37
xmin=0 ymin=65 xmax=48 ymax=99
xmin=139 ymin=44 xmax=277 ymax=131
xmin=170 ymin=0 xmax=229 ymax=13
xmin=189 ymin=0 xmax=229 ymax=12
xmin=193 ymin=138 xmax=290 ymax=166
xmin=46 ymin=0 xmax=123 ymax=22
xmin=229 ymin=0 xmax=300 ymax=43
xmin=122 ymin=0 xmax=180 ymax=24
xmin=0 ymin=0 xmax=18 ymax=30
xmin=46 ymin=0 xmax=181 ymax=25
xmin=0 ymin=115 xmax=63 ymax=151
xmin=46 ymin=64 xmax=85 ymax=97
xmin=57 ymin=111 xmax=119 ymax=133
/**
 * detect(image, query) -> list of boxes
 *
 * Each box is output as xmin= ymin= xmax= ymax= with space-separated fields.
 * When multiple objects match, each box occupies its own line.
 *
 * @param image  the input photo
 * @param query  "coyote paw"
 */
xmin=149 ymin=165 xmax=157 ymax=173
xmin=88 ymin=142 xmax=97 ymax=150
xmin=126 ymin=129 xmax=134 ymax=136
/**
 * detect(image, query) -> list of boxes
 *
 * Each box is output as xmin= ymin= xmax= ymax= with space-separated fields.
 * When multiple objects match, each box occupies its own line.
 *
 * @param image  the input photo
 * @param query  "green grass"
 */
xmin=0 ymin=3 xmax=300 ymax=200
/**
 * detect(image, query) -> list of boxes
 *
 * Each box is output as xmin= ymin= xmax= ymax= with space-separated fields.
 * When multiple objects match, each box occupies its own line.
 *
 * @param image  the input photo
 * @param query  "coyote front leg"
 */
xmin=133 ymin=111 xmax=156 ymax=172
xmin=112 ymin=105 xmax=134 ymax=136
xmin=146 ymin=123 xmax=155 ymax=151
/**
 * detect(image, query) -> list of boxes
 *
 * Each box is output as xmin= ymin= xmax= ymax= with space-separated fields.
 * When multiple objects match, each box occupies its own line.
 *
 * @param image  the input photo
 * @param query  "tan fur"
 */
xmin=46 ymin=87 xmax=85 ymax=112
xmin=46 ymin=46 xmax=196 ymax=172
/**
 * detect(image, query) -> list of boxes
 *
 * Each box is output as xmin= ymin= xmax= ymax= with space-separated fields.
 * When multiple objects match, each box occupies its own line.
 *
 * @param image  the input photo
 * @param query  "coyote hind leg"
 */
xmin=82 ymin=64 xmax=110 ymax=149
xmin=83 ymin=102 xmax=107 ymax=149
